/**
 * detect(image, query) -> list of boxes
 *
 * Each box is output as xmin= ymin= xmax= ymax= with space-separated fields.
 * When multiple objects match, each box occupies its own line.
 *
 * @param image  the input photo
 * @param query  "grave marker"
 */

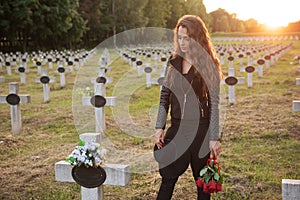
xmin=0 ymin=56 xmax=3 ymax=72
xmin=136 ymin=60 xmax=143 ymax=78
xmin=264 ymin=55 xmax=271 ymax=69
xmin=296 ymin=78 xmax=300 ymax=86
xmin=82 ymin=81 xmax=116 ymax=133
xmin=47 ymin=57 xmax=53 ymax=69
xmin=282 ymin=179 xmax=300 ymax=200
xmin=257 ymin=59 xmax=265 ymax=77
xmin=36 ymin=61 xmax=42 ymax=75
xmin=0 ymin=82 xmax=30 ymax=134
xmin=292 ymin=100 xmax=300 ymax=112
xmin=144 ymin=66 xmax=152 ymax=88
xmin=0 ymin=76 xmax=4 ymax=83
xmin=5 ymin=61 xmax=12 ymax=76
xmin=55 ymin=133 xmax=130 ymax=200
xmin=225 ymin=76 xmax=238 ymax=104
xmin=57 ymin=65 xmax=67 ymax=87
xmin=238 ymin=54 xmax=244 ymax=65
xmin=245 ymin=66 xmax=255 ymax=88
xmin=35 ymin=70 xmax=56 ymax=102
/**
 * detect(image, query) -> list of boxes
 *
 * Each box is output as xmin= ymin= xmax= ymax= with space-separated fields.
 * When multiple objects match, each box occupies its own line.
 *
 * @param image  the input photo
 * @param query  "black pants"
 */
xmin=156 ymin=120 xmax=210 ymax=200
xmin=157 ymin=176 xmax=210 ymax=200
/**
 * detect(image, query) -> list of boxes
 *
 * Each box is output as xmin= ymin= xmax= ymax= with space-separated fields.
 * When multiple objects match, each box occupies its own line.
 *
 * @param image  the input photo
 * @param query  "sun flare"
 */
xmin=204 ymin=0 xmax=300 ymax=28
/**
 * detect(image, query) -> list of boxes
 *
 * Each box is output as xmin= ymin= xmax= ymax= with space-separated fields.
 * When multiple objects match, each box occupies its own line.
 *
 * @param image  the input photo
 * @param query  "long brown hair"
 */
xmin=165 ymin=15 xmax=223 ymax=95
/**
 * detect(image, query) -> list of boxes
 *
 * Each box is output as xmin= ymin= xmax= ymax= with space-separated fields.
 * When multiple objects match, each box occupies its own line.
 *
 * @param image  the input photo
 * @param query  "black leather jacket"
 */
xmin=155 ymin=55 xmax=220 ymax=140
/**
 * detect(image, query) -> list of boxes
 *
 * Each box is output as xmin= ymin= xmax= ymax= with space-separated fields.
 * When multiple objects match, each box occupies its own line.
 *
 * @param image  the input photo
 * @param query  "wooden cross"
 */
xmin=0 ymin=82 xmax=30 ymax=134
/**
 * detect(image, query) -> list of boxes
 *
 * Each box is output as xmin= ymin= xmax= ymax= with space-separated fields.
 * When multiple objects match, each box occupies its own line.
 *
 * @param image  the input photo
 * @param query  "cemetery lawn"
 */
xmin=0 ymin=40 xmax=300 ymax=200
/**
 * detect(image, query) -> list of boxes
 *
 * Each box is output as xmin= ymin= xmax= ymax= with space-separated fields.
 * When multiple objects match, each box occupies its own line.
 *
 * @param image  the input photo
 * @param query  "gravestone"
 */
xmin=296 ymin=78 xmax=300 ymax=86
xmin=82 ymin=81 xmax=116 ymax=133
xmin=0 ymin=56 xmax=3 ymax=72
xmin=136 ymin=60 xmax=143 ymax=78
xmin=35 ymin=70 xmax=56 ymax=102
xmin=144 ymin=66 xmax=153 ymax=88
xmin=292 ymin=100 xmax=300 ymax=112
xmin=238 ymin=54 xmax=244 ymax=65
xmin=16 ymin=65 xmax=27 ymax=84
xmin=47 ymin=57 xmax=53 ymax=69
xmin=225 ymin=76 xmax=238 ymax=104
xmin=0 ymin=76 xmax=4 ymax=83
xmin=5 ymin=61 xmax=12 ymax=76
xmin=0 ymin=82 xmax=31 ymax=134
xmin=246 ymin=52 xmax=252 ymax=65
xmin=55 ymin=132 xmax=130 ymax=200
xmin=228 ymin=56 xmax=234 ymax=68
xmin=282 ymin=179 xmax=300 ymax=200
xmin=131 ymin=57 xmax=137 ymax=69
xmin=56 ymin=65 xmax=68 ymax=87
xmin=257 ymin=59 xmax=265 ymax=77
xmin=245 ymin=66 xmax=255 ymax=88
xmin=36 ymin=61 xmax=42 ymax=75
xmin=264 ymin=55 xmax=271 ymax=69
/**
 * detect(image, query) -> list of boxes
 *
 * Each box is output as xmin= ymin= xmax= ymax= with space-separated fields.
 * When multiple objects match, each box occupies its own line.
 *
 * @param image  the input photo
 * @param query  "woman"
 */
xmin=154 ymin=15 xmax=222 ymax=200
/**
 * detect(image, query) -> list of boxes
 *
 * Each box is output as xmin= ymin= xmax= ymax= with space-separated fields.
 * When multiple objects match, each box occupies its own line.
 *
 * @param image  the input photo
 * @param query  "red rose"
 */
xmin=203 ymin=183 xmax=209 ymax=193
xmin=216 ymin=182 xmax=222 ymax=192
xmin=208 ymin=181 xmax=217 ymax=193
xmin=196 ymin=178 xmax=203 ymax=188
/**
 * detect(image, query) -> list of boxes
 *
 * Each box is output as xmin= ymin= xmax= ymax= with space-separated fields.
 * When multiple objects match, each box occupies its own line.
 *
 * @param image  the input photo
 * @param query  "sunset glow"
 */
xmin=203 ymin=0 xmax=300 ymax=28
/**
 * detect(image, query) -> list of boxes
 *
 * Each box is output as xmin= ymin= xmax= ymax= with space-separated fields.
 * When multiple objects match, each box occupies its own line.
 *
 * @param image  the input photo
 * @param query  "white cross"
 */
xmin=35 ymin=70 xmax=56 ymax=102
xmin=144 ymin=67 xmax=153 ymax=88
xmin=292 ymin=100 xmax=300 ymax=112
xmin=0 ymin=82 xmax=30 ymax=134
xmin=55 ymin=133 xmax=130 ymax=200
xmin=5 ymin=61 xmax=12 ymax=76
xmin=55 ymin=65 xmax=71 ymax=88
xmin=82 ymin=82 xmax=116 ymax=133
xmin=282 ymin=179 xmax=300 ymax=199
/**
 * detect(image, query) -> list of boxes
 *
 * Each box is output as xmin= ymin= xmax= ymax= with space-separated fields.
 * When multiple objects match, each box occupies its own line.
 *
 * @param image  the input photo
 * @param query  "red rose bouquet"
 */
xmin=196 ymin=158 xmax=223 ymax=194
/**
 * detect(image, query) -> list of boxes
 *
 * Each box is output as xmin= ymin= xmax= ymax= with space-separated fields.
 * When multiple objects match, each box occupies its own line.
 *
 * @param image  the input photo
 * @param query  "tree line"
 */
xmin=0 ymin=0 xmax=299 ymax=52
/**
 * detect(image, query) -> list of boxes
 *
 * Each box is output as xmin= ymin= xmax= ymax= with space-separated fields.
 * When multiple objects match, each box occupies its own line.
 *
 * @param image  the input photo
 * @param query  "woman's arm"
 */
xmin=155 ymin=85 xmax=171 ymax=130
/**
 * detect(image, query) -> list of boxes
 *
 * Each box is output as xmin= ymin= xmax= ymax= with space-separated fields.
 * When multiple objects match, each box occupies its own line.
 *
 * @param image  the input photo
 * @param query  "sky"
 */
xmin=203 ymin=0 xmax=300 ymax=28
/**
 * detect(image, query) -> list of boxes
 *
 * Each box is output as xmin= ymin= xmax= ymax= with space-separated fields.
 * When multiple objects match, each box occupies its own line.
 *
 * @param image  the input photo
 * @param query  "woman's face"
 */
xmin=177 ymin=26 xmax=191 ymax=53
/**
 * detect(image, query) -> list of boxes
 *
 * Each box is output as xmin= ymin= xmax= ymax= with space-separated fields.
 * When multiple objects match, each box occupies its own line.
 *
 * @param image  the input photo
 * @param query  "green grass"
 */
xmin=0 ymin=39 xmax=300 ymax=199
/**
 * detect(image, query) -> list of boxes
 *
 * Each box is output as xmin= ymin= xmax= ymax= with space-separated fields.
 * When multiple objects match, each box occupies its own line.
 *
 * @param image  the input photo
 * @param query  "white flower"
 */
xmin=67 ymin=140 xmax=106 ymax=167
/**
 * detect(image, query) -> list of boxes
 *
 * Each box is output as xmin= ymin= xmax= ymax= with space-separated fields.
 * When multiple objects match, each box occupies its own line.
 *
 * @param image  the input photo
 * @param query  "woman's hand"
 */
xmin=209 ymin=140 xmax=221 ymax=159
xmin=155 ymin=129 xmax=164 ymax=149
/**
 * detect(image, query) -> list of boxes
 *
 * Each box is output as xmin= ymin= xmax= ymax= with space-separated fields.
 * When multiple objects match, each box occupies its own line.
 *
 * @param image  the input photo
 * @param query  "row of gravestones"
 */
xmin=0 ymin=49 xmax=118 ymax=134
xmin=213 ymin=42 xmax=300 ymax=199
xmin=212 ymin=35 xmax=299 ymax=42
xmin=115 ymin=47 xmax=171 ymax=88
xmin=215 ymin=42 xmax=287 ymax=66
xmin=0 ymin=48 xmax=130 ymax=199
xmin=0 ymin=50 xmax=93 ymax=103
xmin=115 ymin=42 xmax=293 ymax=105
xmin=228 ymin=43 xmax=298 ymax=106
xmin=0 ymin=49 xmax=94 ymax=135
